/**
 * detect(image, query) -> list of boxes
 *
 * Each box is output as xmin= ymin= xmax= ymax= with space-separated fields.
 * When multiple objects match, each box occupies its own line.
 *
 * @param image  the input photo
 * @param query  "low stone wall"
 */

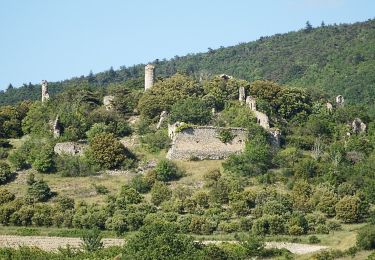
xmin=167 ymin=126 xmax=247 ymax=160
xmin=54 ymin=142 xmax=87 ymax=156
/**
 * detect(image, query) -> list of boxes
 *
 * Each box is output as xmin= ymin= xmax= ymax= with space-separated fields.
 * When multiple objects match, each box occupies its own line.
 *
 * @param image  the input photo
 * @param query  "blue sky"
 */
xmin=0 ymin=0 xmax=374 ymax=89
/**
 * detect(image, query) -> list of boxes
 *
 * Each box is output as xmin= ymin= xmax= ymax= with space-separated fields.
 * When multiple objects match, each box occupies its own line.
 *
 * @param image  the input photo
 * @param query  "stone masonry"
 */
xmin=144 ymin=64 xmax=155 ymax=91
xmin=166 ymin=126 xmax=247 ymax=160
xmin=54 ymin=142 xmax=87 ymax=156
xmin=41 ymin=80 xmax=50 ymax=102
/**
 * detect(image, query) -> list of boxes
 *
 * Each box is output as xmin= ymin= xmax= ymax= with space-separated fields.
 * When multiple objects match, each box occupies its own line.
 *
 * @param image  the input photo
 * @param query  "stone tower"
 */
xmin=41 ymin=80 xmax=50 ymax=102
xmin=144 ymin=64 xmax=155 ymax=91
xmin=239 ymin=87 xmax=245 ymax=104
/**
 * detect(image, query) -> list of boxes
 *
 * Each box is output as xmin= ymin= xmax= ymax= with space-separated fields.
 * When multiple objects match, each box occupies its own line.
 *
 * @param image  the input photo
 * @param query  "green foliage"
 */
xmin=203 ymin=76 xmax=249 ymax=110
xmin=27 ymin=175 xmax=53 ymax=202
xmin=170 ymin=97 xmax=212 ymax=125
xmin=140 ymin=129 xmax=170 ymax=153
xmin=215 ymin=102 xmax=256 ymax=128
xmin=154 ymin=160 xmax=183 ymax=182
xmin=0 ymin=189 xmax=15 ymax=204
xmin=223 ymin=135 xmax=271 ymax=176
xmin=0 ymin=162 xmax=14 ymax=184
xmin=81 ymin=228 xmax=103 ymax=252
xmin=56 ymin=154 xmax=99 ymax=177
xmin=86 ymin=122 xmax=112 ymax=141
xmin=309 ymin=235 xmax=321 ymax=244
xmin=138 ymin=74 xmax=203 ymax=119
xmin=92 ymin=184 xmax=109 ymax=195
xmin=335 ymin=195 xmax=369 ymax=223
xmin=123 ymin=221 xmax=202 ymax=259
xmin=32 ymin=144 xmax=55 ymax=173
xmin=151 ymin=182 xmax=172 ymax=206
xmin=217 ymin=129 xmax=235 ymax=144
xmin=356 ymin=225 xmax=375 ymax=250
xmin=87 ymin=133 xmax=130 ymax=169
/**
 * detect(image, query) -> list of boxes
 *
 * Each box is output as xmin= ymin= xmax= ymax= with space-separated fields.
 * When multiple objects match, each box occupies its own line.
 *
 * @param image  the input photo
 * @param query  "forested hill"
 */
xmin=1 ymin=19 xmax=374 ymax=108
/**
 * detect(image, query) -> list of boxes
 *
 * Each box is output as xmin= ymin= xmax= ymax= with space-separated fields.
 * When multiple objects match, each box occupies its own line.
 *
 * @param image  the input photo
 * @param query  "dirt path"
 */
xmin=0 ymin=235 xmax=328 ymax=255
xmin=0 ymin=235 xmax=124 ymax=251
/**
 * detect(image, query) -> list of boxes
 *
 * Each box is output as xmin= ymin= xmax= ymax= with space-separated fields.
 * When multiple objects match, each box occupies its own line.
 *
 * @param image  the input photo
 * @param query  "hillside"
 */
xmin=1 ymin=19 xmax=374 ymax=110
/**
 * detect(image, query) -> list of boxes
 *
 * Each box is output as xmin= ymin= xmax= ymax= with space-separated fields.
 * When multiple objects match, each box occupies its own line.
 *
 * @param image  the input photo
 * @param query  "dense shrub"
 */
xmin=56 ymin=154 xmax=100 ymax=177
xmin=335 ymin=195 xmax=369 ymax=223
xmin=0 ymin=189 xmax=15 ymax=204
xmin=140 ymin=130 xmax=170 ymax=153
xmin=0 ymin=162 xmax=14 ymax=184
xmin=356 ymin=225 xmax=375 ymax=250
xmin=27 ymin=175 xmax=53 ymax=202
xmin=170 ymin=97 xmax=212 ymax=125
xmin=151 ymin=182 xmax=172 ymax=206
xmin=87 ymin=133 xmax=130 ymax=169
xmin=154 ymin=160 xmax=183 ymax=182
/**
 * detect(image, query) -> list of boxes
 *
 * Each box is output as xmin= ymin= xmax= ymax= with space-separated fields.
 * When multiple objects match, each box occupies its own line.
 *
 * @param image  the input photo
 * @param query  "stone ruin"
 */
xmin=326 ymin=102 xmax=333 ymax=112
xmin=246 ymin=96 xmax=270 ymax=129
xmin=103 ymin=95 xmax=115 ymax=110
xmin=167 ymin=124 xmax=247 ymax=160
xmin=54 ymin=141 xmax=87 ymax=156
xmin=41 ymin=80 xmax=50 ymax=102
xmin=144 ymin=64 xmax=155 ymax=91
xmin=238 ymin=86 xmax=245 ymax=104
xmin=219 ymin=74 xmax=233 ymax=80
xmin=336 ymin=95 xmax=344 ymax=107
xmin=51 ymin=115 xmax=61 ymax=138
xmin=352 ymin=118 xmax=366 ymax=134
xmin=156 ymin=111 xmax=168 ymax=129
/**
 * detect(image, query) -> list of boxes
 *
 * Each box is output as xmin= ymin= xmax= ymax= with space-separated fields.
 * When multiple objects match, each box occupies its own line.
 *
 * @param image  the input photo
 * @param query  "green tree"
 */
xmin=151 ymin=182 xmax=172 ymax=206
xmin=87 ymin=133 xmax=128 ymax=169
xmin=170 ymin=97 xmax=211 ymax=125
xmin=123 ymin=221 xmax=202 ymax=259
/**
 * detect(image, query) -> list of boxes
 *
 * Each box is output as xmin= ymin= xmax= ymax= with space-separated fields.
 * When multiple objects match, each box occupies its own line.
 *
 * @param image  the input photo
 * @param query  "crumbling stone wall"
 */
xmin=54 ymin=142 xmax=87 ymax=156
xmin=166 ymin=126 xmax=247 ymax=160
xmin=41 ymin=80 xmax=49 ymax=102
xmin=103 ymin=95 xmax=115 ymax=110
xmin=144 ymin=64 xmax=155 ymax=91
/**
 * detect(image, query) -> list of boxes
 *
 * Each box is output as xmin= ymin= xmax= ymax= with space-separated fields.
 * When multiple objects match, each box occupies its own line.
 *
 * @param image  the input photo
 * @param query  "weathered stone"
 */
xmin=41 ymin=80 xmax=49 ymax=102
xmin=246 ymin=96 xmax=257 ymax=111
xmin=352 ymin=118 xmax=366 ymax=134
xmin=255 ymin=111 xmax=270 ymax=129
xmin=269 ymin=128 xmax=281 ymax=147
xmin=336 ymin=95 xmax=344 ymax=107
xmin=54 ymin=142 xmax=87 ymax=156
xmin=167 ymin=126 xmax=247 ymax=160
xmin=156 ymin=111 xmax=168 ymax=129
xmin=144 ymin=64 xmax=155 ymax=91
xmin=239 ymin=86 xmax=245 ymax=104
xmin=326 ymin=102 xmax=333 ymax=112
xmin=103 ymin=95 xmax=115 ymax=110
xmin=51 ymin=115 xmax=61 ymax=138
xmin=219 ymin=74 xmax=233 ymax=80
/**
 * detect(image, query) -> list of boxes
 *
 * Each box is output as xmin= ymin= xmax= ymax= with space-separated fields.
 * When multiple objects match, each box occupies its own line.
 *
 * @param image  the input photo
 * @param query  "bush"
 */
xmin=154 ymin=160 xmax=183 ymax=182
xmin=130 ymin=175 xmax=152 ymax=193
xmin=81 ymin=228 xmax=103 ymax=252
xmin=87 ymin=133 xmax=130 ymax=169
xmin=32 ymin=144 xmax=55 ymax=173
xmin=56 ymin=154 xmax=100 ymax=177
xmin=0 ymin=189 xmax=15 ymax=204
xmin=8 ymin=149 xmax=28 ymax=170
xmin=218 ymin=129 xmax=235 ymax=143
xmin=335 ymin=195 xmax=369 ymax=223
xmin=92 ymin=184 xmax=109 ymax=195
xmin=309 ymin=235 xmax=321 ymax=244
xmin=0 ymin=162 xmax=14 ymax=184
xmin=151 ymin=182 xmax=172 ymax=206
xmin=140 ymin=130 xmax=170 ymax=153
xmin=27 ymin=176 xmax=53 ymax=202
xmin=356 ymin=225 xmax=375 ymax=250
xmin=170 ymin=97 xmax=212 ymax=125
xmin=86 ymin=123 xmax=111 ymax=141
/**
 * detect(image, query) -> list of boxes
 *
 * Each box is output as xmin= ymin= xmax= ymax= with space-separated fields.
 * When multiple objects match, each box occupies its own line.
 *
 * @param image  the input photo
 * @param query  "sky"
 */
xmin=0 ymin=0 xmax=374 ymax=89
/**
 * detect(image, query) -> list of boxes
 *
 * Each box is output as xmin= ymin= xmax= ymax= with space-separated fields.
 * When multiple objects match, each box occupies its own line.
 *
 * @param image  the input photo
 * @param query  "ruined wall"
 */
xmin=144 ymin=64 xmax=155 ymax=91
xmin=166 ymin=126 xmax=247 ymax=160
xmin=54 ymin=142 xmax=87 ymax=156
xmin=41 ymin=80 xmax=49 ymax=102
